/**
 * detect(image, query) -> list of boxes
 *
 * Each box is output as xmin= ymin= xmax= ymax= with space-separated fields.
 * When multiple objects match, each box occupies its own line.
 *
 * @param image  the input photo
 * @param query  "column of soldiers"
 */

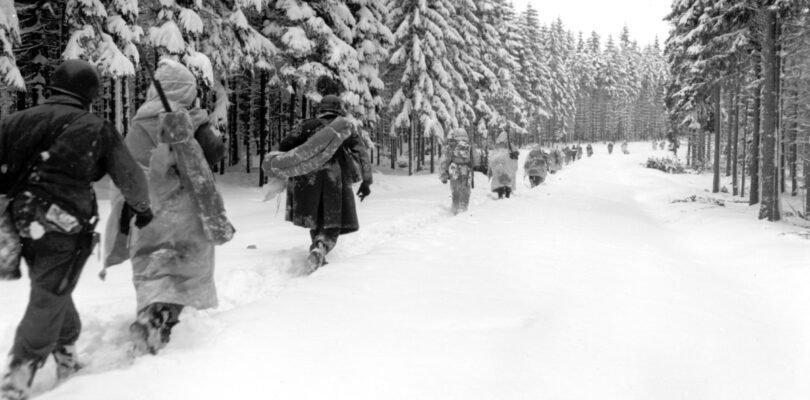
xmin=0 ymin=60 xmax=368 ymax=400
xmin=2 ymin=59 xmax=613 ymax=399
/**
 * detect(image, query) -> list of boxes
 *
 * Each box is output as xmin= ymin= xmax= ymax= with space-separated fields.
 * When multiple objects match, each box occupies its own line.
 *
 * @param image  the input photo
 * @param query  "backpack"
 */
xmin=451 ymin=140 xmax=471 ymax=165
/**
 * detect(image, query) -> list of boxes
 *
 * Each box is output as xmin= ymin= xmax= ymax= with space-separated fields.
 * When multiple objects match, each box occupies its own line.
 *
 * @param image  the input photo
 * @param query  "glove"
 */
xmin=119 ymin=204 xmax=135 ymax=235
xmin=356 ymin=181 xmax=371 ymax=201
xmin=135 ymin=208 xmax=154 ymax=229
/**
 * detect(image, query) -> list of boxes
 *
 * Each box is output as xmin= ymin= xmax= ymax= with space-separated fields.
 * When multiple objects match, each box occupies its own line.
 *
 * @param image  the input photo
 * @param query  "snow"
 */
xmin=3 ymin=143 xmax=810 ymax=399
xmin=149 ymin=21 xmax=186 ymax=54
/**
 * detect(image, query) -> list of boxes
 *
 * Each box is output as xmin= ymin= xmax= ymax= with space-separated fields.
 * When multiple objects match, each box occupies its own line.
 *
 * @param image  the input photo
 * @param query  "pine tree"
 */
xmin=0 ymin=0 xmax=24 ymax=90
xmin=387 ymin=0 xmax=463 ymax=142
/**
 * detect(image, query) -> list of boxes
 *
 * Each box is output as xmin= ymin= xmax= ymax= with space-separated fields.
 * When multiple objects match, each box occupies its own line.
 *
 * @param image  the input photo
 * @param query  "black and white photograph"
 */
xmin=0 ymin=0 xmax=808 ymax=399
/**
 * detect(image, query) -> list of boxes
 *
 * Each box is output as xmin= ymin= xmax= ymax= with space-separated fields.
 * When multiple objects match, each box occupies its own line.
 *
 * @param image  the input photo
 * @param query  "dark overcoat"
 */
xmin=279 ymin=116 xmax=371 ymax=234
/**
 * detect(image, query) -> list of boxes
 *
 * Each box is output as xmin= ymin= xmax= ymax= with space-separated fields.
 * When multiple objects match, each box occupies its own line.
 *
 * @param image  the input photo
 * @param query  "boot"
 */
xmin=52 ymin=344 xmax=82 ymax=381
xmin=130 ymin=304 xmax=181 ymax=355
xmin=0 ymin=357 xmax=37 ymax=400
xmin=306 ymin=242 xmax=327 ymax=273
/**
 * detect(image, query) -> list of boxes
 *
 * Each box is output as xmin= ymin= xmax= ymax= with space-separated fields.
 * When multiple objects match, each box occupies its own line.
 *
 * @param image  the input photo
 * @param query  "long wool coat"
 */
xmin=279 ymin=116 xmax=371 ymax=234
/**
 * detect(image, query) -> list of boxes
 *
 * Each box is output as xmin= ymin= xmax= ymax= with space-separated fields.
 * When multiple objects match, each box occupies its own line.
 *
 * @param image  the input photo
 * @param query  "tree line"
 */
xmin=665 ymin=0 xmax=810 ymax=221
xmin=0 ymin=0 xmax=668 ymax=183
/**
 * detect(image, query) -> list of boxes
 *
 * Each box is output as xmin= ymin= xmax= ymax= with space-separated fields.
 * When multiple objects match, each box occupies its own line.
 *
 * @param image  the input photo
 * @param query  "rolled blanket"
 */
xmin=263 ymin=117 xmax=355 ymax=179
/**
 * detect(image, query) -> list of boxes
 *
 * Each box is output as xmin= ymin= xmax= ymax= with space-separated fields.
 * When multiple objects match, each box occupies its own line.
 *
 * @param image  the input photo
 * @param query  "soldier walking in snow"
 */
xmin=607 ymin=141 xmax=614 ymax=154
xmin=488 ymin=138 xmax=518 ymax=199
xmin=279 ymin=95 xmax=372 ymax=273
xmin=103 ymin=59 xmax=228 ymax=355
xmin=0 ymin=60 xmax=152 ymax=399
xmin=586 ymin=143 xmax=593 ymax=157
xmin=621 ymin=140 xmax=630 ymax=154
xmin=523 ymin=145 xmax=548 ymax=187
xmin=440 ymin=129 xmax=477 ymax=214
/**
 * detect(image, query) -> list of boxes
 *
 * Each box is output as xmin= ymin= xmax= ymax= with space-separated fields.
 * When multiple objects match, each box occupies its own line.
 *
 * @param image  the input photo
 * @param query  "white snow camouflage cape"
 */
xmin=488 ymin=148 xmax=518 ymax=192
xmin=103 ymin=59 xmax=229 ymax=311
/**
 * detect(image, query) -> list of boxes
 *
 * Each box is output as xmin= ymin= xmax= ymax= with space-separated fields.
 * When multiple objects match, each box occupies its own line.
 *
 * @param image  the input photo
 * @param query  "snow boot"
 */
xmin=0 ymin=357 xmax=37 ymax=400
xmin=130 ymin=304 xmax=181 ymax=355
xmin=52 ymin=344 xmax=82 ymax=381
xmin=306 ymin=242 xmax=327 ymax=273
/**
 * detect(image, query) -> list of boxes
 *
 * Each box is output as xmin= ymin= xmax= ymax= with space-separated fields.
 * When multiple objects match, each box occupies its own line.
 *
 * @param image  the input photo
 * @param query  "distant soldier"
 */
xmin=523 ymin=146 xmax=548 ymax=187
xmin=549 ymin=148 xmax=564 ymax=174
xmin=488 ymin=141 xmax=518 ymax=199
xmin=586 ymin=143 xmax=593 ymax=157
xmin=575 ymin=144 xmax=583 ymax=160
xmin=659 ymin=140 xmax=666 ymax=150
xmin=607 ymin=141 xmax=614 ymax=154
xmin=564 ymin=146 xmax=575 ymax=164
xmin=440 ymin=129 xmax=477 ymax=214
xmin=621 ymin=140 xmax=629 ymax=154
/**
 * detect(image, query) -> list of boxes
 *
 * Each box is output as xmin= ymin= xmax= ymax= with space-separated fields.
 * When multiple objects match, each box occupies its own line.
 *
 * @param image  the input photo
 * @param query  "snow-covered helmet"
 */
xmin=48 ymin=59 xmax=101 ymax=105
xmin=318 ymin=95 xmax=345 ymax=116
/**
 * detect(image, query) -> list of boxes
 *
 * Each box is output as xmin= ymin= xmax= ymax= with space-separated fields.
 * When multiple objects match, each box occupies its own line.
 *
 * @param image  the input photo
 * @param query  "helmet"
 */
xmin=49 ymin=60 xmax=101 ymax=105
xmin=318 ymin=95 xmax=344 ymax=116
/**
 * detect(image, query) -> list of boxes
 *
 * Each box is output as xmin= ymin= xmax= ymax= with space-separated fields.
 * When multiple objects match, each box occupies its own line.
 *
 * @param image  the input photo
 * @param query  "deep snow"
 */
xmin=2 ymin=143 xmax=810 ymax=400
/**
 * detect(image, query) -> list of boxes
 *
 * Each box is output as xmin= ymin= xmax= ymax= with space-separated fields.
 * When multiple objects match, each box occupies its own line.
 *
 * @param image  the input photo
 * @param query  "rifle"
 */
xmin=136 ymin=45 xmax=172 ymax=113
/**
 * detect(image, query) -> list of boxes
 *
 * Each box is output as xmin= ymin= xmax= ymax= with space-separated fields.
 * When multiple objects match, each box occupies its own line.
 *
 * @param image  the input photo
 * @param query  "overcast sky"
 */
xmin=509 ymin=0 xmax=672 ymax=46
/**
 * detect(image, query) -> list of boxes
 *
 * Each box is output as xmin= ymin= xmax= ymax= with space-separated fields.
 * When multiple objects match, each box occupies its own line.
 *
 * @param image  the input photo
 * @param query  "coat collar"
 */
xmin=44 ymin=94 xmax=88 ymax=110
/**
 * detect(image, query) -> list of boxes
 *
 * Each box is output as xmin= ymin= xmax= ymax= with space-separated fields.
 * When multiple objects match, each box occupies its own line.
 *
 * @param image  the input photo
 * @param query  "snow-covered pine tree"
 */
xmin=543 ymin=18 xmax=577 ymax=141
xmin=263 ymin=0 xmax=359 ymax=120
xmin=387 ymin=0 xmax=464 ymax=161
xmin=482 ymin=0 xmax=526 ymax=139
xmin=0 ymin=0 xmax=24 ymax=92
xmin=515 ymin=4 xmax=550 ymax=142
xmin=345 ymin=0 xmax=394 ymax=135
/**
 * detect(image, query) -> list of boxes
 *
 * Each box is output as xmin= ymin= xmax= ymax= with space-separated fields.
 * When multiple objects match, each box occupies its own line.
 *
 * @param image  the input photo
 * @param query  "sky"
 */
xmin=510 ymin=0 xmax=672 ymax=47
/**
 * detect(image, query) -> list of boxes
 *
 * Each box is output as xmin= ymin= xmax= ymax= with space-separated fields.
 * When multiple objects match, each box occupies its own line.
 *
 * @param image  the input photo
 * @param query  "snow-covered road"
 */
xmin=2 ymin=143 xmax=810 ymax=400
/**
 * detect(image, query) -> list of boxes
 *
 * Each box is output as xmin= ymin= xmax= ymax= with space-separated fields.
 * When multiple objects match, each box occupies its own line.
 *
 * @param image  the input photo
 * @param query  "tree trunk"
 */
xmin=391 ymin=132 xmax=397 ymax=170
xmin=726 ymin=84 xmax=732 ymax=176
xmin=729 ymin=83 xmax=740 ymax=196
xmin=741 ymin=98 xmax=749 ymax=198
xmin=758 ymin=8 xmax=779 ymax=221
xmin=712 ymin=84 xmax=721 ymax=193
xmin=408 ymin=117 xmax=414 ymax=176
xmin=258 ymin=71 xmax=268 ymax=186
xmin=430 ymin=134 xmax=435 ymax=173
xmin=750 ymin=59 xmax=762 ymax=205
xmin=789 ymin=88 xmax=798 ymax=196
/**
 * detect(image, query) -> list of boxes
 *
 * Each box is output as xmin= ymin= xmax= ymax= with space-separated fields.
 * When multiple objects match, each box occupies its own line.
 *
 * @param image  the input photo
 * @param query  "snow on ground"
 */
xmin=2 ymin=142 xmax=810 ymax=400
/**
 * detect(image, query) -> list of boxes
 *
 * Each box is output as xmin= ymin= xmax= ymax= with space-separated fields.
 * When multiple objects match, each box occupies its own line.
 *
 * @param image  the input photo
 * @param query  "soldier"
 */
xmin=279 ymin=95 xmax=372 ymax=273
xmin=440 ymin=129 xmax=477 ymax=214
xmin=103 ymin=59 xmax=229 ymax=355
xmin=0 ymin=60 xmax=152 ymax=399
xmin=523 ymin=146 xmax=548 ymax=187
xmin=488 ymin=141 xmax=518 ymax=199
xmin=621 ymin=140 xmax=630 ymax=154
xmin=607 ymin=141 xmax=614 ymax=154
xmin=586 ymin=143 xmax=593 ymax=157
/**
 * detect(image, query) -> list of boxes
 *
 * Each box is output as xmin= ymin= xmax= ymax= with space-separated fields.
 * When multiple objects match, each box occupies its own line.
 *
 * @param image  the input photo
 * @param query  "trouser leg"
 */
xmin=10 ymin=232 xmax=89 ymax=363
xmin=450 ymin=179 xmax=469 ymax=214
xmin=310 ymin=228 xmax=340 ymax=254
